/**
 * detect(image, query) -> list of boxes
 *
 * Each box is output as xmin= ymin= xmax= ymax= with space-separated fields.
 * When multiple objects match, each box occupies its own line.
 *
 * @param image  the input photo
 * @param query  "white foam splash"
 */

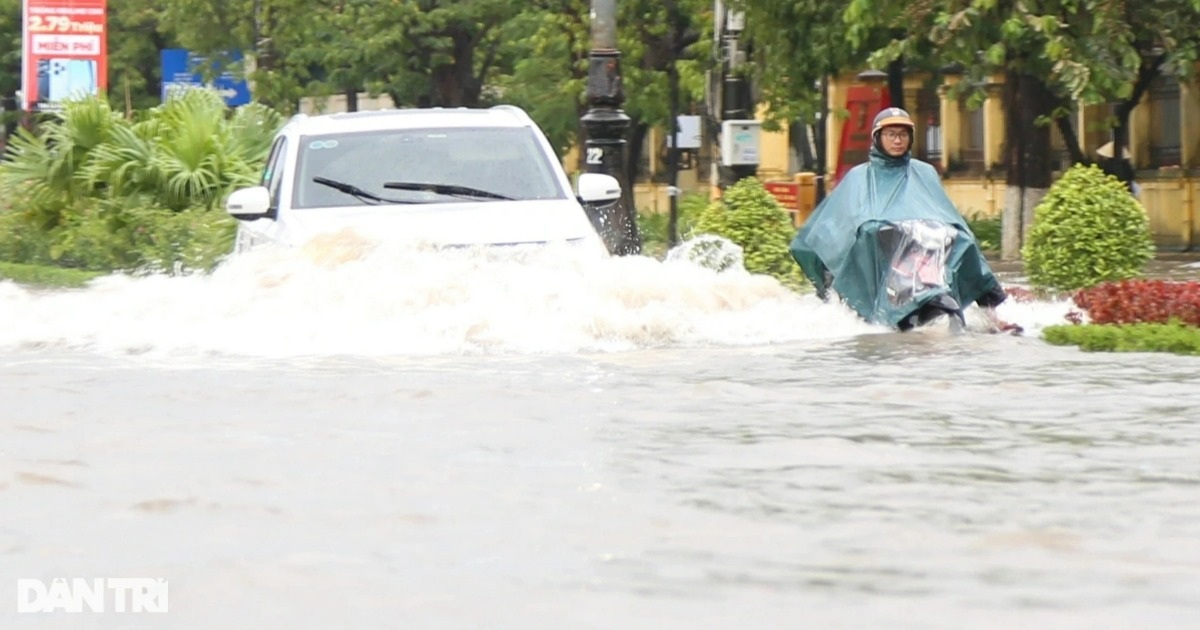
xmin=0 ymin=230 xmax=1087 ymax=358
xmin=0 ymin=231 xmax=881 ymax=358
xmin=664 ymin=234 xmax=744 ymax=272
xmin=989 ymin=295 xmax=1078 ymax=336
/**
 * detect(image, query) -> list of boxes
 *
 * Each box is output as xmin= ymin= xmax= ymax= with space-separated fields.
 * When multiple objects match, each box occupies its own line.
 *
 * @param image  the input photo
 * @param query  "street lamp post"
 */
xmin=666 ymin=0 xmax=681 ymax=248
xmin=717 ymin=5 xmax=757 ymax=187
xmin=580 ymin=0 xmax=641 ymax=255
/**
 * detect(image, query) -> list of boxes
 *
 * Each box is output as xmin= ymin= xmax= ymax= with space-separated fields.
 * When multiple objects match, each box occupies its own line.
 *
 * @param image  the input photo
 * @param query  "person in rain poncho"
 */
xmin=790 ymin=107 xmax=1008 ymax=329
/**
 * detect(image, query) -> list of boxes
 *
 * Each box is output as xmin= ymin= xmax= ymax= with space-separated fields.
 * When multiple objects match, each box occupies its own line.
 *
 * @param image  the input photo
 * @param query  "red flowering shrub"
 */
xmin=1072 ymin=279 xmax=1200 ymax=326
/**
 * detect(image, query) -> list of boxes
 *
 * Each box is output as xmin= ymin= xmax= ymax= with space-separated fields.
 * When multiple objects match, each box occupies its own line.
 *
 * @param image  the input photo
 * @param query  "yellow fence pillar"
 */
xmin=756 ymin=104 xmax=792 ymax=181
xmin=938 ymin=78 xmax=962 ymax=173
xmin=1181 ymin=81 xmax=1200 ymax=249
xmin=1130 ymin=91 xmax=1151 ymax=166
xmin=983 ymin=81 xmax=1005 ymax=173
xmin=825 ymin=75 xmax=845 ymax=188
xmin=1181 ymin=82 xmax=1200 ymax=170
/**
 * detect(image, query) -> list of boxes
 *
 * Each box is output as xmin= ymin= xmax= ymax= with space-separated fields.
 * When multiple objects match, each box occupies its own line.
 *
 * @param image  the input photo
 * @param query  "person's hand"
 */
xmin=818 ymin=271 xmax=833 ymax=301
xmin=981 ymin=307 xmax=1022 ymax=335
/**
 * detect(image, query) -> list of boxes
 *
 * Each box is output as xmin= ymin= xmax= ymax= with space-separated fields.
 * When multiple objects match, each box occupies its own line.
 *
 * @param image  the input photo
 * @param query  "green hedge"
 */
xmin=1043 ymin=321 xmax=1200 ymax=355
xmin=0 ymin=261 xmax=105 ymax=288
xmin=966 ymin=214 xmax=1000 ymax=252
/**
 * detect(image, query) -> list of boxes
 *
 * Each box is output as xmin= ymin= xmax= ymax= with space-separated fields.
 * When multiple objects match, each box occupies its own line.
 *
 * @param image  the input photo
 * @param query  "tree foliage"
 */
xmin=153 ymin=0 xmax=713 ymax=170
xmin=735 ymin=0 xmax=883 ymax=124
xmin=0 ymin=0 xmax=21 ymax=116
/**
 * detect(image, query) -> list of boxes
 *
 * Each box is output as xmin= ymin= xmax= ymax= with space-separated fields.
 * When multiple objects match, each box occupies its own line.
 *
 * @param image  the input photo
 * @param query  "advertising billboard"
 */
xmin=20 ymin=0 xmax=108 ymax=112
xmin=160 ymin=49 xmax=252 ymax=107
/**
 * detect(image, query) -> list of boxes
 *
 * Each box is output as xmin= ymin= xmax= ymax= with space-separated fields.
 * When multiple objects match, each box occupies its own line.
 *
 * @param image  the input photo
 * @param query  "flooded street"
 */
xmin=1 ymin=244 xmax=1198 ymax=628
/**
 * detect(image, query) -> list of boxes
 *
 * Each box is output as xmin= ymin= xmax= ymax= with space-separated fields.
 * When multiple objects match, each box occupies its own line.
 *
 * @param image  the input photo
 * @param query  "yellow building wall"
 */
xmin=983 ymin=81 xmax=1005 ymax=171
xmin=943 ymin=179 xmax=1004 ymax=219
xmin=1138 ymin=177 xmax=1199 ymax=250
xmin=1184 ymin=82 xmax=1200 ymax=169
xmin=756 ymin=105 xmax=792 ymax=183
xmin=1188 ymin=181 xmax=1200 ymax=249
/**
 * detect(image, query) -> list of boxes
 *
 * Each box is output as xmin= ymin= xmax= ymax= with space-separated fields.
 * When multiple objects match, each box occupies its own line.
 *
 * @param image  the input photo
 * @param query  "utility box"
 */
xmin=725 ymin=10 xmax=745 ymax=33
xmin=721 ymin=120 xmax=761 ymax=166
xmin=673 ymin=115 xmax=702 ymax=149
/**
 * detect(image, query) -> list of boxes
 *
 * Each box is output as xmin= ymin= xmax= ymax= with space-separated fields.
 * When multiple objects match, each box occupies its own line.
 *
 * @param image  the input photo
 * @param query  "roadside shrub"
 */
xmin=1043 ymin=321 xmax=1200 ymax=355
xmin=694 ymin=177 xmax=807 ymax=290
xmin=964 ymin=212 xmax=1001 ymax=252
xmin=1022 ymin=164 xmax=1153 ymax=291
xmin=0 ymin=207 xmax=58 ymax=266
xmin=1070 ymin=279 xmax=1200 ymax=326
xmin=0 ymin=197 xmax=236 ymax=273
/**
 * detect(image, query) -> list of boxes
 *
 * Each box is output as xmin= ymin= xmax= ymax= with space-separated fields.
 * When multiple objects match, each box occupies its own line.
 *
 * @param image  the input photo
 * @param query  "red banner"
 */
xmin=833 ymin=85 xmax=890 ymax=186
xmin=764 ymin=181 xmax=800 ymax=210
xmin=21 ymin=0 xmax=108 ymax=112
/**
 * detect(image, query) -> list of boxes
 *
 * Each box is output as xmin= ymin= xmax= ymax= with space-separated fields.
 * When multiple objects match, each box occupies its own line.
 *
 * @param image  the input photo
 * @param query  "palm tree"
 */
xmin=0 ymin=89 xmax=283 ymax=271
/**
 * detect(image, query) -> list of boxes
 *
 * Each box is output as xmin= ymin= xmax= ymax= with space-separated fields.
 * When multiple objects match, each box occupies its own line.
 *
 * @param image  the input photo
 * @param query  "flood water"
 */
xmin=2 ymin=238 xmax=1199 ymax=629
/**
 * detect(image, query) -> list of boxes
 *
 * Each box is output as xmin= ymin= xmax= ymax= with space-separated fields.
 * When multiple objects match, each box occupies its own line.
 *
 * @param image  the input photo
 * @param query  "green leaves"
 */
xmin=1044 ymin=321 xmax=1200 ymax=355
xmin=693 ymin=178 xmax=808 ymax=290
xmin=1021 ymin=164 xmax=1154 ymax=292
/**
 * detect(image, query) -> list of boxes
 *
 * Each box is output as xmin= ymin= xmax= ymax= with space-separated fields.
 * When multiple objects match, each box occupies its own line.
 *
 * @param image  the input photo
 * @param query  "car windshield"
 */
xmin=293 ymin=126 xmax=565 ymax=209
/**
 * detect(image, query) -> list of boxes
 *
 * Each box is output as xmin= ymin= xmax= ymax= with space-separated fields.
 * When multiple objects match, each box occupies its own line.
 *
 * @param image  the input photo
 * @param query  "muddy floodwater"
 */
xmin=2 ymin=243 xmax=1198 ymax=629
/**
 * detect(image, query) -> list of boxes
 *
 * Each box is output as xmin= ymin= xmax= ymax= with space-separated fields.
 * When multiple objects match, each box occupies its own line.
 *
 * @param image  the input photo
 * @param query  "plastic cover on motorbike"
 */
xmin=790 ymin=146 xmax=1003 ymax=328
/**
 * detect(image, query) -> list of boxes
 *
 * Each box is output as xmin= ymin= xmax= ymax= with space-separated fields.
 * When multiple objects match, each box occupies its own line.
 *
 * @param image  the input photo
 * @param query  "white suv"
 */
xmin=224 ymin=105 xmax=618 ymax=254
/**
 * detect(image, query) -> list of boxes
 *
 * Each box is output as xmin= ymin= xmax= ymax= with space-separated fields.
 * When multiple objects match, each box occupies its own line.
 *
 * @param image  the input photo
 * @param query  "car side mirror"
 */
xmin=226 ymin=186 xmax=272 ymax=221
xmin=576 ymin=173 xmax=621 ymax=204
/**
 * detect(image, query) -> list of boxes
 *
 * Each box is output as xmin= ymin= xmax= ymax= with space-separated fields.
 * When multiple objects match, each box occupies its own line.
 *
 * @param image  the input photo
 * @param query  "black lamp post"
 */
xmin=665 ymin=0 xmax=681 ymax=248
xmin=718 ymin=6 xmax=756 ymax=187
xmin=580 ymin=0 xmax=641 ymax=255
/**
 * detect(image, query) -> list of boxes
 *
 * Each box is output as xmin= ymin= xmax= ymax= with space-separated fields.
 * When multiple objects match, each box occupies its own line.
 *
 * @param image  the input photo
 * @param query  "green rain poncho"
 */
xmin=790 ymin=145 xmax=1003 ymax=329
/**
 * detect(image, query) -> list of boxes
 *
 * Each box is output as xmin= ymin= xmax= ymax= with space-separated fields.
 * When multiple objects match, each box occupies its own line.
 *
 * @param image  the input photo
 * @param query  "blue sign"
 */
xmin=160 ymin=49 xmax=251 ymax=106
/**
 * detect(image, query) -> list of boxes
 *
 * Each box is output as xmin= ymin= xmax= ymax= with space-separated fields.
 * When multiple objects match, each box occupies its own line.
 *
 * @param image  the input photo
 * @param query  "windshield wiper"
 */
xmin=313 ymin=176 xmax=427 ymax=205
xmin=382 ymin=181 xmax=514 ymax=201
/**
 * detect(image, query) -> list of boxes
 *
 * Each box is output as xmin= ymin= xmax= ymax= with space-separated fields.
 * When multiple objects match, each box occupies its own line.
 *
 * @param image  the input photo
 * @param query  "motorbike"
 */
xmin=877 ymin=219 xmax=967 ymax=331
xmin=796 ymin=215 xmax=1009 ymax=333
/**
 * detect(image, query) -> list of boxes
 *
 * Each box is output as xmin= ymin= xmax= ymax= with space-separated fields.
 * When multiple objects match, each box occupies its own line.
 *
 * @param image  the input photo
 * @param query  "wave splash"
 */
xmin=0 ymin=230 xmax=1071 ymax=358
